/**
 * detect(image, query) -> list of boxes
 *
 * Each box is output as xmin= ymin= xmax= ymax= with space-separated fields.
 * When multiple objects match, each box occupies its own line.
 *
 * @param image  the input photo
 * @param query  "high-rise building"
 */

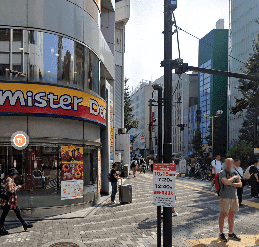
xmin=198 ymin=23 xmax=228 ymax=157
xmin=228 ymin=0 xmax=259 ymax=148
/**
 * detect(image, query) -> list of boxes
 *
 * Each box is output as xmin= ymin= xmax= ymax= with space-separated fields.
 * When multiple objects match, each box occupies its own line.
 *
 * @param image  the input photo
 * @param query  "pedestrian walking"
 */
xmin=211 ymin=155 xmax=222 ymax=191
xmin=110 ymin=163 xmax=122 ymax=204
xmin=218 ymin=158 xmax=242 ymax=242
xmin=0 ymin=168 xmax=33 ymax=235
xmin=131 ymin=159 xmax=137 ymax=177
xmin=249 ymin=159 xmax=259 ymax=198
xmin=233 ymin=159 xmax=244 ymax=207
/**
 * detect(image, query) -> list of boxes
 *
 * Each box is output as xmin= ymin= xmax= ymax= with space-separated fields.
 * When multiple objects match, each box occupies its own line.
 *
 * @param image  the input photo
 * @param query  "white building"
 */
xmin=152 ymin=73 xmax=198 ymax=159
xmin=129 ymin=80 xmax=153 ymax=157
xmin=228 ymin=0 xmax=259 ymax=148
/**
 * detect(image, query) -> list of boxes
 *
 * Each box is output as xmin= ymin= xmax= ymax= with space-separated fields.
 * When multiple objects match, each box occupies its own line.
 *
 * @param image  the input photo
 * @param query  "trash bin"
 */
xmin=124 ymin=165 xmax=129 ymax=177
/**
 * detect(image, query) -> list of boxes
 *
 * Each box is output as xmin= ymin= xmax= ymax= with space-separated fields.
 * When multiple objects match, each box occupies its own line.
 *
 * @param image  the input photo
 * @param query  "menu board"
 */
xmin=61 ymin=146 xmax=83 ymax=200
xmin=61 ymin=180 xmax=83 ymax=200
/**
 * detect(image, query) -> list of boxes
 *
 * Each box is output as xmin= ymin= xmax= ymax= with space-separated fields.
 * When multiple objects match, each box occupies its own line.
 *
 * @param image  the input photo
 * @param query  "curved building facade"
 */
xmin=0 ymin=0 xmax=115 ymax=217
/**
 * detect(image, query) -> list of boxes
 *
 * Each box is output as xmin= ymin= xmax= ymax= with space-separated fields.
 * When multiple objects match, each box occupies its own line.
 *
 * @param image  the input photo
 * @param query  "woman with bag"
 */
xmin=0 ymin=168 xmax=33 ymax=235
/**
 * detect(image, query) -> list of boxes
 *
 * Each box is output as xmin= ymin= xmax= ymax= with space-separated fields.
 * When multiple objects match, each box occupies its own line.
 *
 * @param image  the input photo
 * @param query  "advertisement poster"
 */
xmin=61 ymin=180 xmax=83 ymax=200
xmin=61 ymin=146 xmax=83 ymax=200
xmin=97 ymin=149 xmax=101 ymax=193
xmin=153 ymin=163 xmax=176 ymax=207
xmin=61 ymin=146 xmax=83 ymax=180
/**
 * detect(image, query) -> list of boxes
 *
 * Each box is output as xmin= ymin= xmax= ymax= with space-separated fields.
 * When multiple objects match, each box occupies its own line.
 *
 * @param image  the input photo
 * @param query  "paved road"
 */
xmin=0 ymin=172 xmax=259 ymax=247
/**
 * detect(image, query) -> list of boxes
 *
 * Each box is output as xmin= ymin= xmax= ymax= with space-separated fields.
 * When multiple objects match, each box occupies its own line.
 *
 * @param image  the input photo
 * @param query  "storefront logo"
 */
xmin=11 ymin=131 xmax=29 ymax=150
xmin=0 ymin=83 xmax=107 ymax=126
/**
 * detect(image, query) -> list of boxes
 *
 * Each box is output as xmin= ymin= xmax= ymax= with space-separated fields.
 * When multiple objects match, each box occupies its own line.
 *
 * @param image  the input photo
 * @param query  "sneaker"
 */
xmin=239 ymin=203 xmax=244 ymax=207
xmin=228 ymin=233 xmax=241 ymax=241
xmin=219 ymin=233 xmax=228 ymax=242
xmin=211 ymin=187 xmax=214 ymax=192
xmin=172 ymin=211 xmax=178 ymax=217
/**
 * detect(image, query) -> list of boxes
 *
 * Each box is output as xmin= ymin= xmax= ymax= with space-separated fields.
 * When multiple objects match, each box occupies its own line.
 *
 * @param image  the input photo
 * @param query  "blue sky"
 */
xmin=124 ymin=0 xmax=229 ymax=89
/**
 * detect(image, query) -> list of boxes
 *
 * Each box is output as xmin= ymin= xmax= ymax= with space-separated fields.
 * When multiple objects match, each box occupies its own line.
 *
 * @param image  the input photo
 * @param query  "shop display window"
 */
xmin=0 ymin=144 xmax=99 ymax=209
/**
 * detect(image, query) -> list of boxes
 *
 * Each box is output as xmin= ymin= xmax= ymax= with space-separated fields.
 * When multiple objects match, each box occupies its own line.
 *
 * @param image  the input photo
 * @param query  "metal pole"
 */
xmin=163 ymin=0 xmax=174 ymax=245
xmin=149 ymin=99 xmax=153 ymax=162
xmin=254 ymin=88 xmax=259 ymax=148
xmin=153 ymin=84 xmax=163 ymax=247
xmin=145 ymin=136 xmax=147 ymax=163
xmin=212 ymin=116 xmax=214 ymax=159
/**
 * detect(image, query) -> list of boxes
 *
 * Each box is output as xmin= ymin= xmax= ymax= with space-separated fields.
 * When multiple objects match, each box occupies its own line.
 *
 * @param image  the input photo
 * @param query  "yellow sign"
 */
xmin=0 ymin=82 xmax=106 ymax=126
xmin=110 ymin=127 xmax=114 ymax=148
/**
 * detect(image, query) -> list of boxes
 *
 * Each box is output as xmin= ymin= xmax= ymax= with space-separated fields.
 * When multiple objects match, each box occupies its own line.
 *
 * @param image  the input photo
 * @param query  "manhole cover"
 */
xmin=49 ymin=242 xmax=79 ymax=247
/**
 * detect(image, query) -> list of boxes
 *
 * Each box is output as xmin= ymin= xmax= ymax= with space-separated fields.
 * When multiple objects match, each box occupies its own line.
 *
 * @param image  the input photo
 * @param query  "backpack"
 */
xmin=243 ymin=166 xmax=251 ymax=179
xmin=107 ymin=173 xmax=112 ymax=182
xmin=214 ymin=173 xmax=221 ymax=196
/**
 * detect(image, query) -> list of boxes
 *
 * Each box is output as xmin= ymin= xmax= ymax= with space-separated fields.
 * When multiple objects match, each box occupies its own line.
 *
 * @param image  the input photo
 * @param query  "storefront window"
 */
xmin=0 ymin=144 xmax=99 ymax=209
xmin=0 ymin=28 xmax=100 ymax=95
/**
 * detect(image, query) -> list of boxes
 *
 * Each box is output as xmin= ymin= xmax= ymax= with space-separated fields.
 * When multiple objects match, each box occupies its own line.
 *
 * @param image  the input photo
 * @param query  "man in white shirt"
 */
xmin=211 ymin=155 xmax=222 ymax=191
xmin=233 ymin=159 xmax=244 ymax=207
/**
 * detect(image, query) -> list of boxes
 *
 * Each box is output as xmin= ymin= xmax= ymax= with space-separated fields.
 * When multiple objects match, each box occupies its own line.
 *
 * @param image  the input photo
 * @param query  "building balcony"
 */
xmin=115 ymin=0 xmax=130 ymax=28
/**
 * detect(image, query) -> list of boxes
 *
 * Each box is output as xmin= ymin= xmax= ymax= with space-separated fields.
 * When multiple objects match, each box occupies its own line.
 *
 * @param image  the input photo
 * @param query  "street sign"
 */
xmin=254 ymin=148 xmax=259 ymax=154
xmin=153 ymin=163 xmax=176 ymax=207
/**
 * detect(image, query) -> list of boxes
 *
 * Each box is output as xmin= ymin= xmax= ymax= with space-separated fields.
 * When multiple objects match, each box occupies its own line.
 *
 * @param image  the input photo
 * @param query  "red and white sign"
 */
xmin=153 ymin=163 xmax=176 ymax=207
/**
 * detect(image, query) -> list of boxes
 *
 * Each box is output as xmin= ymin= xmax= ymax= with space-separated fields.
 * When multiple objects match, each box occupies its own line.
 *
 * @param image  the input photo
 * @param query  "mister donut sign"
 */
xmin=0 ymin=82 xmax=106 ymax=126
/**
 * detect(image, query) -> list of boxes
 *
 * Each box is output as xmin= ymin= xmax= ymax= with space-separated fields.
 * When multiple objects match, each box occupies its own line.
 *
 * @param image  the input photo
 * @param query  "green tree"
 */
xmin=238 ymin=109 xmax=259 ymax=143
xmin=124 ymin=78 xmax=139 ymax=133
xmin=192 ymin=127 xmax=205 ymax=158
xmin=205 ymin=116 xmax=227 ymax=157
xmin=226 ymin=142 xmax=254 ymax=168
xmin=230 ymin=39 xmax=259 ymax=115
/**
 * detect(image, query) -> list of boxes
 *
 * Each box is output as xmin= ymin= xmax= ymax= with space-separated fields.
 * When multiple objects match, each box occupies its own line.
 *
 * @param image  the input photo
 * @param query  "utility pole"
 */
xmin=153 ymin=84 xmax=163 ymax=247
xmin=254 ymin=88 xmax=259 ymax=149
xmin=149 ymin=99 xmax=153 ymax=163
xmin=212 ymin=115 xmax=214 ymax=159
xmin=161 ymin=0 xmax=177 ymax=246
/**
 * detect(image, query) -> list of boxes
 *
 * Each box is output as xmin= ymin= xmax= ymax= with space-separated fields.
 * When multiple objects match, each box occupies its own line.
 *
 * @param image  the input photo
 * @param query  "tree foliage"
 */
xmin=230 ymin=39 xmax=259 ymax=115
xmin=226 ymin=142 xmax=254 ymax=168
xmin=238 ymin=109 xmax=259 ymax=143
xmin=205 ymin=116 xmax=227 ymax=157
xmin=192 ymin=128 xmax=205 ymax=158
xmin=124 ymin=78 xmax=139 ymax=133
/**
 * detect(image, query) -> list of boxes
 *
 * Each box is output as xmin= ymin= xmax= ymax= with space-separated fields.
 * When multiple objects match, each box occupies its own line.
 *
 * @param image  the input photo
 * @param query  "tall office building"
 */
xmin=228 ymin=0 xmax=259 ymax=148
xmin=198 ymin=22 xmax=228 ymax=157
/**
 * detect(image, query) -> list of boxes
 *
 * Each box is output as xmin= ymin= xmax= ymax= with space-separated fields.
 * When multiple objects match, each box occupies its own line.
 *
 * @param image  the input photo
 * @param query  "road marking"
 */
xmin=140 ymin=174 xmax=259 ymax=209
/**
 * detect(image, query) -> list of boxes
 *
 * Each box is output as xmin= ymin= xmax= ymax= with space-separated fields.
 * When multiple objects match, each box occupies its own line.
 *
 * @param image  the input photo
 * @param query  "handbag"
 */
xmin=0 ymin=186 xmax=11 ymax=201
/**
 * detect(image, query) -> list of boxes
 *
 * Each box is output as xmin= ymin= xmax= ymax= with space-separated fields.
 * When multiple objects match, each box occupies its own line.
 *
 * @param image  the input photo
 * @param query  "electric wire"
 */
xmin=172 ymin=13 xmax=182 ymax=100
xmin=175 ymin=25 xmax=246 ymax=65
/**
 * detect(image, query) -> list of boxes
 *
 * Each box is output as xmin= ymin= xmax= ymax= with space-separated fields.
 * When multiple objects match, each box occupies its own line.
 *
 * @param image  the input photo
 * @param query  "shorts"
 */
xmin=220 ymin=198 xmax=239 ymax=213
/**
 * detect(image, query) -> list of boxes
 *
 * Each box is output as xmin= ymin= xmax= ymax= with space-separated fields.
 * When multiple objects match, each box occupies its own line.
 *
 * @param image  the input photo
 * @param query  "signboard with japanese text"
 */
xmin=61 ymin=180 xmax=83 ymax=200
xmin=153 ymin=163 xmax=176 ymax=207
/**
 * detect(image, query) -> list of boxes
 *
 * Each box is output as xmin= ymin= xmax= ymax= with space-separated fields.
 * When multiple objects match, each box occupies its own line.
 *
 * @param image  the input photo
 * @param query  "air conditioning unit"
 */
xmin=118 ymin=128 xmax=127 ymax=134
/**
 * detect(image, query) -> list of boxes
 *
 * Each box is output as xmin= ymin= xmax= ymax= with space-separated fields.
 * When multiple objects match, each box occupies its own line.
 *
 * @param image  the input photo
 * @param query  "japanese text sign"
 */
xmin=153 ymin=163 xmax=176 ymax=207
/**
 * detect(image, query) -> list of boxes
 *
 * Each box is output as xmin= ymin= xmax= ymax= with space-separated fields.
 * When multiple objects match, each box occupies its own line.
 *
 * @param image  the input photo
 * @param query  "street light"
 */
xmin=203 ymin=110 xmax=223 ymax=158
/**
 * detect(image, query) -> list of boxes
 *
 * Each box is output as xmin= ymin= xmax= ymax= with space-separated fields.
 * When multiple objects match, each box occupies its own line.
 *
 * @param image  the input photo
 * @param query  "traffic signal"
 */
xmin=177 ymin=124 xmax=187 ymax=131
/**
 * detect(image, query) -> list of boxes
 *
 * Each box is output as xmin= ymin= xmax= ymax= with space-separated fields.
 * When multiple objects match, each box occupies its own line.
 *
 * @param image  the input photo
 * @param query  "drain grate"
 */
xmin=49 ymin=242 xmax=79 ymax=247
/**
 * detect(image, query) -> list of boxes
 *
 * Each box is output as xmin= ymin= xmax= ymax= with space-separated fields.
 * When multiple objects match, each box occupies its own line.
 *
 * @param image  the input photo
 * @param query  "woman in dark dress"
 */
xmin=0 ymin=168 xmax=33 ymax=235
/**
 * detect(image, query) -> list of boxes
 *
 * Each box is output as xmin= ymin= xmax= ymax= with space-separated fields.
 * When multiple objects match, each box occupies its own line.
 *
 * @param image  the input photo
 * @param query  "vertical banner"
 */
xmin=61 ymin=146 xmax=84 ymax=200
xmin=153 ymin=163 xmax=176 ymax=207
xmin=97 ymin=149 xmax=101 ymax=193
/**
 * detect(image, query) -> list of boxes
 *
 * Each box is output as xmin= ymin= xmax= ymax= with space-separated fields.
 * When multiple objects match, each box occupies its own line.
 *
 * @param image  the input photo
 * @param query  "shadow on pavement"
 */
xmin=138 ymin=217 xmax=157 ymax=230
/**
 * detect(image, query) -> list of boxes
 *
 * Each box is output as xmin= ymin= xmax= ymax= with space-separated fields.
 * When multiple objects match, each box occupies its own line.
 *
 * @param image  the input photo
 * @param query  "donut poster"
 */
xmin=61 ymin=146 xmax=84 ymax=200
xmin=61 ymin=146 xmax=83 ymax=181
